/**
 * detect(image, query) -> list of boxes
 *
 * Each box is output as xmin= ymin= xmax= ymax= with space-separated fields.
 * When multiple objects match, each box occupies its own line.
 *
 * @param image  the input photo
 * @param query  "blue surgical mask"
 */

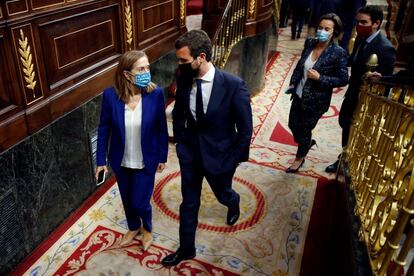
xmin=316 ymin=30 xmax=331 ymax=42
xmin=133 ymin=71 xmax=151 ymax=88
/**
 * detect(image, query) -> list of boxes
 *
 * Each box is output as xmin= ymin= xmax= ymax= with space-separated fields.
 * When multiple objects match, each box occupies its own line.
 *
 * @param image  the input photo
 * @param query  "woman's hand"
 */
xmin=157 ymin=163 xmax=166 ymax=173
xmin=307 ymin=69 xmax=320 ymax=80
xmin=365 ymin=71 xmax=382 ymax=82
xmin=95 ymin=166 xmax=108 ymax=180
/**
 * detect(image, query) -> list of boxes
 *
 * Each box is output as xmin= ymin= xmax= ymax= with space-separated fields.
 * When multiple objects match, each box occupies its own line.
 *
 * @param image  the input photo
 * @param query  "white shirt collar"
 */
xmin=199 ymin=64 xmax=215 ymax=82
xmin=366 ymin=30 xmax=381 ymax=43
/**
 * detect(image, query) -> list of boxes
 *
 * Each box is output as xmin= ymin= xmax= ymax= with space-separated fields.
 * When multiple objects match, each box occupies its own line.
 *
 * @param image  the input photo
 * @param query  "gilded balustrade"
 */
xmin=344 ymin=79 xmax=414 ymax=275
xmin=211 ymin=0 xmax=246 ymax=68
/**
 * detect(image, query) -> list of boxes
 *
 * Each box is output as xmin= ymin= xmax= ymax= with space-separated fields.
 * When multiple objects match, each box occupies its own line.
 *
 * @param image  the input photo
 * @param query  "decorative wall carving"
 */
xmin=18 ymin=29 xmax=38 ymax=98
xmin=248 ymin=0 xmax=256 ymax=18
xmin=124 ymin=0 xmax=133 ymax=50
xmin=12 ymin=25 xmax=43 ymax=104
xmin=180 ymin=0 xmax=185 ymax=27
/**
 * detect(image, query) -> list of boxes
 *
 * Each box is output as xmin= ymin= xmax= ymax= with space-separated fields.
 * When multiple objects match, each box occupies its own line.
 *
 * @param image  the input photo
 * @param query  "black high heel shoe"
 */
xmin=309 ymin=139 xmax=317 ymax=150
xmin=286 ymin=158 xmax=305 ymax=173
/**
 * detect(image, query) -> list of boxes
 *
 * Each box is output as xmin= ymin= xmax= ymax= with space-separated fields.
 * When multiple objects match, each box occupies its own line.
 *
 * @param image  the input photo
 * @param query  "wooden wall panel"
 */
xmin=31 ymin=0 xmax=65 ymax=10
xmin=0 ymin=0 xmax=185 ymax=152
xmin=37 ymin=5 xmax=122 ymax=90
xmin=142 ymin=0 xmax=174 ymax=32
xmin=0 ymin=27 xmax=28 ymax=152
xmin=0 ymin=112 xmax=29 ymax=152
xmin=0 ymin=34 xmax=12 ymax=112
xmin=244 ymin=0 xmax=273 ymax=36
xmin=134 ymin=0 xmax=184 ymax=60
xmin=5 ymin=0 xmax=29 ymax=17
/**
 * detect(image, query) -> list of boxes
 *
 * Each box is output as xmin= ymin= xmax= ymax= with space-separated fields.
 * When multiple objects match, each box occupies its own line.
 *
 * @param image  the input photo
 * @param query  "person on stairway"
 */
xmin=290 ymin=0 xmax=313 ymax=39
xmin=325 ymin=5 xmax=396 ymax=173
xmin=95 ymin=50 xmax=168 ymax=250
xmin=286 ymin=13 xmax=349 ymax=173
xmin=161 ymin=30 xmax=253 ymax=266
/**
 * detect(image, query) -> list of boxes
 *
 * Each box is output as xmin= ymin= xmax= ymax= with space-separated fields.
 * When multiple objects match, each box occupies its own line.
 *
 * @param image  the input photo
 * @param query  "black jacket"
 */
xmin=290 ymin=38 xmax=349 ymax=113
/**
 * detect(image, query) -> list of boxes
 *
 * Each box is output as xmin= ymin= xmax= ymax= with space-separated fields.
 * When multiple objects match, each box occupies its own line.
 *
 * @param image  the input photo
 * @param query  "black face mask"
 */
xmin=178 ymin=59 xmax=199 ymax=79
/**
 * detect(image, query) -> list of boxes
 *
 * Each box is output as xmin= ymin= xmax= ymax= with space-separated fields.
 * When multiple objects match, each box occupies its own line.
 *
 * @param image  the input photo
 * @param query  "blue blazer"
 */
xmin=290 ymin=38 xmax=349 ymax=113
xmin=173 ymin=68 xmax=253 ymax=174
xmin=96 ymin=86 xmax=168 ymax=175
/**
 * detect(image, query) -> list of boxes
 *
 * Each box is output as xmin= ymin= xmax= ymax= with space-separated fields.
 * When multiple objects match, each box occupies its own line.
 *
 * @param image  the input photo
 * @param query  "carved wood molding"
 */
xmin=13 ymin=25 xmax=43 ymax=105
xmin=124 ymin=0 xmax=133 ymax=50
xmin=18 ymin=29 xmax=37 ymax=95
xmin=180 ymin=0 xmax=185 ymax=27
xmin=248 ymin=0 xmax=256 ymax=19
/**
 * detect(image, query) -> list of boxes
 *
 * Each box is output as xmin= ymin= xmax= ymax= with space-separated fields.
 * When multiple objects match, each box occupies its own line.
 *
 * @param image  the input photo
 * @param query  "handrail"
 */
xmin=211 ymin=0 xmax=246 ymax=69
xmin=344 ymin=79 xmax=414 ymax=275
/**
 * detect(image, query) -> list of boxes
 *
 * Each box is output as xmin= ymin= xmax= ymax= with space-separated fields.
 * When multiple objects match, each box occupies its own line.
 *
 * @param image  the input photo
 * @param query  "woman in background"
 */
xmin=96 ymin=50 xmax=168 ymax=249
xmin=286 ymin=13 xmax=348 ymax=173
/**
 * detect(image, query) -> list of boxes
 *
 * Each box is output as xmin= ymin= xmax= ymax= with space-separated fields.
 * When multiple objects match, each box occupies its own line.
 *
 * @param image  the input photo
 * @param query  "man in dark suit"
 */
xmin=326 ymin=5 xmax=396 ymax=173
xmin=161 ymin=30 xmax=253 ymax=266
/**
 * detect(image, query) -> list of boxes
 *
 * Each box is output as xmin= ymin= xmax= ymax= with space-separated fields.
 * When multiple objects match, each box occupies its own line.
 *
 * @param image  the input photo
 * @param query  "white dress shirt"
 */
xmin=121 ymin=99 xmax=145 ymax=169
xmin=296 ymin=51 xmax=317 ymax=98
xmin=190 ymin=65 xmax=215 ymax=119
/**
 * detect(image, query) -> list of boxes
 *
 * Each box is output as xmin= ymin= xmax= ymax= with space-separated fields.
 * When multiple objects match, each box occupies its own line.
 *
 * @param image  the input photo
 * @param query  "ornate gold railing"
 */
xmin=344 ymin=79 xmax=414 ymax=275
xmin=272 ymin=0 xmax=281 ymax=29
xmin=211 ymin=0 xmax=246 ymax=68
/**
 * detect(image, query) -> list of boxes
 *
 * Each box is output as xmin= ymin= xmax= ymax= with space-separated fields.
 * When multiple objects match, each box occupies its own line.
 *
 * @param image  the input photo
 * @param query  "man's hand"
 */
xmin=365 ymin=71 xmax=382 ymax=82
xmin=157 ymin=163 xmax=166 ymax=173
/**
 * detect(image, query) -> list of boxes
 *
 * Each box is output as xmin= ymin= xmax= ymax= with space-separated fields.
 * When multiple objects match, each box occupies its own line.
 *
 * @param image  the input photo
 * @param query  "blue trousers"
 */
xmin=178 ymin=150 xmax=239 ymax=253
xmin=116 ymin=167 xmax=155 ymax=232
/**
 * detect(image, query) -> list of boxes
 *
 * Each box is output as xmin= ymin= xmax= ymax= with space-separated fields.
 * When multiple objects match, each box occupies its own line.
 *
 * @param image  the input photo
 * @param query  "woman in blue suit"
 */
xmin=286 ymin=13 xmax=349 ymax=173
xmin=95 ymin=50 xmax=168 ymax=249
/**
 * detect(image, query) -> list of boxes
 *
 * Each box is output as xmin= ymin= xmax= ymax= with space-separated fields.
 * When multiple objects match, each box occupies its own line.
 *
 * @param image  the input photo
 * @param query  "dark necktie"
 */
xmin=353 ymin=40 xmax=367 ymax=62
xmin=195 ymin=79 xmax=204 ymax=122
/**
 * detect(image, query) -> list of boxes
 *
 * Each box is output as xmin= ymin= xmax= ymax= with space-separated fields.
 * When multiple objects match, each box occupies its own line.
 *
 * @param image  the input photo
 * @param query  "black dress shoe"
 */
xmin=161 ymin=249 xmax=196 ymax=267
xmin=325 ymin=160 xmax=339 ymax=173
xmin=309 ymin=139 xmax=317 ymax=150
xmin=227 ymin=195 xmax=240 ymax=226
xmin=286 ymin=158 xmax=305 ymax=173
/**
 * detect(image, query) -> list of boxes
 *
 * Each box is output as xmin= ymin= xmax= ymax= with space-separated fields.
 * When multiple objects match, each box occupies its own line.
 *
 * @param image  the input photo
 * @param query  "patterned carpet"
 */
xmin=12 ymin=29 xmax=347 ymax=276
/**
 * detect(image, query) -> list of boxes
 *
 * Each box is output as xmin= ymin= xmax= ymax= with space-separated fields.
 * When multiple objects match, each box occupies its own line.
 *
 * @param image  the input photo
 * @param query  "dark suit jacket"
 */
xmin=96 ymin=86 xmax=168 ymax=175
xmin=290 ymin=0 xmax=313 ymax=9
xmin=172 ymin=68 xmax=253 ymax=175
xmin=290 ymin=38 xmax=349 ymax=113
xmin=346 ymin=32 xmax=396 ymax=99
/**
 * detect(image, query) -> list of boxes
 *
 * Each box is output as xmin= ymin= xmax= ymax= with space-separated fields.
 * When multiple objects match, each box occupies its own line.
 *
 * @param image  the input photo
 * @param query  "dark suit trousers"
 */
xmin=339 ymin=95 xmax=359 ymax=147
xmin=178 ymin=146 xmax=238 ymax=253
xmin=116 ymin=167 xmax=155 ymax=232
xmin=291 ymin=7 xmax=308 ymax=38
xmin=288 ymin=95 xmax=323 ymax=158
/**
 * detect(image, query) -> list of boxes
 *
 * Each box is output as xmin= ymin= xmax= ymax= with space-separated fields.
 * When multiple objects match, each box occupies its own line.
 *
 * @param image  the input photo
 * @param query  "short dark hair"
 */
xmin=317 ymin=13 xmax=343 ymax=38
xmin=357 ymin=5 xmax=384 ymax=27
xmin=175 ymin=30 xmax=213 ymax=61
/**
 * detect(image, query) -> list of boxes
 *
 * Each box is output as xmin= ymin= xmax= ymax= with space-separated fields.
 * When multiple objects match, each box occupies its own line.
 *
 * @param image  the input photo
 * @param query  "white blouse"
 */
xmin=296 ymin=51 xmax=317 ymax=98
xmin=121 ymin=99 xmax=145 ymax=169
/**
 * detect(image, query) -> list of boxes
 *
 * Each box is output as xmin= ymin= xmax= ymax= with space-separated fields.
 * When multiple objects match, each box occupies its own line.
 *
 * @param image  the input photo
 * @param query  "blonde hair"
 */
xmin=114 ymin=50 xmax=157 ymax=103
